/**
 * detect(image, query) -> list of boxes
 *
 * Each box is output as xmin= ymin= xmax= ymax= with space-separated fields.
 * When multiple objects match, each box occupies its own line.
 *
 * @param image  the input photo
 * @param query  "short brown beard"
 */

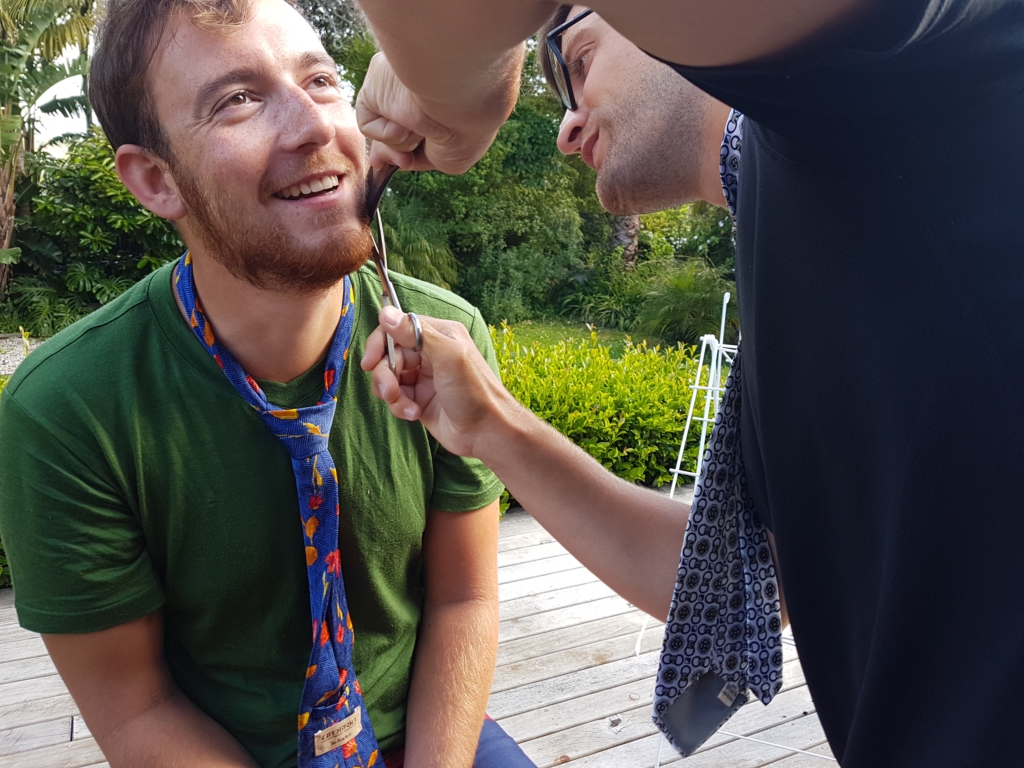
xmin=170 ymin=152 xmax=374 ymax=294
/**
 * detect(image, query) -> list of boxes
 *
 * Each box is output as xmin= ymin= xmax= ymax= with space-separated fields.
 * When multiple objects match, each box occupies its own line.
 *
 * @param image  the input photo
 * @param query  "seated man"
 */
xmin=0 ymin=0 xmax=534 ymax=766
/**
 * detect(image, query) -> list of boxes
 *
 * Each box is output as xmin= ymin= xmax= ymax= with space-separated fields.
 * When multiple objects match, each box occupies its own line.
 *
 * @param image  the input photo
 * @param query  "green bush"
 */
xmin=11 ymin=129 xmax=183 ymax=335
xmin=636 ymin=259 xmax=739 ymax=346
xmin=494 ymin=323 xmax=720 ymax=497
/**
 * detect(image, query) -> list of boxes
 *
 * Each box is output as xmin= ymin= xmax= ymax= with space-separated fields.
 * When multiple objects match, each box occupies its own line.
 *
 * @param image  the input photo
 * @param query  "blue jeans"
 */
xmin=383 ymin=718 xmax=536 ymax=768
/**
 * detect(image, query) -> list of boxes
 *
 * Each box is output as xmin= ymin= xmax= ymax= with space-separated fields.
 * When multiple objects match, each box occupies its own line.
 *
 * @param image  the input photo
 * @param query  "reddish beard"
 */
xmin=171 ymin=155 xmax=374 ymax=294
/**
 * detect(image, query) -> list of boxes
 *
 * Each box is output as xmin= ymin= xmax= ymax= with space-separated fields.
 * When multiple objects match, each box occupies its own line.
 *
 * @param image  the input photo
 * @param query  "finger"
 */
xmin=369 ymin=359 xmax=422 ymax=420
xmin=359 ymin=114 xmax=424 ymax=154
xmin=369 ymin=142 xmax=419 ymax=171
xmin=360 ymin=325 xmax=388 ymax=371
xmin=378 ymin=306 xmax=464 ymax=368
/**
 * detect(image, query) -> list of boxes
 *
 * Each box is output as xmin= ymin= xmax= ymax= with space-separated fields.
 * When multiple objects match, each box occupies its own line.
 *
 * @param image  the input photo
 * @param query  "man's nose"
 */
xmin=280 ymin=86 xmax=334 ymax=151
xmin=557 ymin=106 xmax=588 ymax=156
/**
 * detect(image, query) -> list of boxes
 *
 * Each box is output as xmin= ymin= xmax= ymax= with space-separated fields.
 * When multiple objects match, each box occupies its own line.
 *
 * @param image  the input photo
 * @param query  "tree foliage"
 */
xmin=1 ymin=0 xmax=94 ymax=296
xmin=11 ymin=130 xmax=183 ymax=334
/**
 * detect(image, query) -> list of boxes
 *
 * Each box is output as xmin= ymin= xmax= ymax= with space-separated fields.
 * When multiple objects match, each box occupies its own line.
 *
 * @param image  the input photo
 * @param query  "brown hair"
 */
xmin=89 ymin=0 xmax=291 ymax=157
xmin=537 ymin=4 xmax=575 ymax=96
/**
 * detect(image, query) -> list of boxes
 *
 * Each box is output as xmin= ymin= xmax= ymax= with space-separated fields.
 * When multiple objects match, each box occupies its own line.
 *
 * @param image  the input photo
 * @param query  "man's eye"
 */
xmin=311 ymin=74 xmax=339 ymax=89
xmin=218 ymin=91 xmax=252 ymax=111
xmin=568 ymin=53 xmax=588 ymax=82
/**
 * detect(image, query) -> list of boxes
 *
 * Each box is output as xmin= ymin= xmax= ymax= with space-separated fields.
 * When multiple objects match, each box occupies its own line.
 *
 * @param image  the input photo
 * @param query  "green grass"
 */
xmin=503 ymin=318 xmax=663 ymax=357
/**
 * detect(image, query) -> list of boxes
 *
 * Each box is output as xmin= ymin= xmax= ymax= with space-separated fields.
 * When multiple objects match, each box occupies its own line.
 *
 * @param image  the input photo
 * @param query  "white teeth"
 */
xmin=278 ymin=175 xmax=339 ymax=199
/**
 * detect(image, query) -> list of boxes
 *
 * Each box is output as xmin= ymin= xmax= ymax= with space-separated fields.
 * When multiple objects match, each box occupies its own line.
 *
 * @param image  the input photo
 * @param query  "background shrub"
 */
xmin=494 ymin=323 xmax=721 ymax=502
xmin=11 ymin=130 xmax=183 ymax=335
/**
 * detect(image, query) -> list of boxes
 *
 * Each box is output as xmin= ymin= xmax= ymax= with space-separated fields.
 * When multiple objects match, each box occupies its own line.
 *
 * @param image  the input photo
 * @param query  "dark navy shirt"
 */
xmin=661 ymin=2 xmax=1024 ymax=765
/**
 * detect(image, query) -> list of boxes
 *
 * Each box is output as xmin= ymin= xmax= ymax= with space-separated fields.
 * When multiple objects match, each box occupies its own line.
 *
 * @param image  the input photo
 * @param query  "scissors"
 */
xmin=365 ymin=162 xmax=403 ymax=374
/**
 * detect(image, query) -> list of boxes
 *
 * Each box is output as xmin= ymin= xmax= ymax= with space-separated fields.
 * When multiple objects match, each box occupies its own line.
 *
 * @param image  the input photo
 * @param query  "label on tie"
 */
xmin=314 ymin=706 xmax=362 ymax=756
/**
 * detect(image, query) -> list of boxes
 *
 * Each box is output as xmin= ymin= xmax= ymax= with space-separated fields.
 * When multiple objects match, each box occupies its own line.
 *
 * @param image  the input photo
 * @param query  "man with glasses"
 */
xmin=540 ymin=7 xmax=739 ymax=216
xmin=356 ymin=0 xmax=1024 ymax=765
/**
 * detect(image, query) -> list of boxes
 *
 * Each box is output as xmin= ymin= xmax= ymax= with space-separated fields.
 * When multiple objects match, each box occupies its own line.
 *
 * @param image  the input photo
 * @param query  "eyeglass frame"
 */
xmin=544 ymin=8 xmax=594 ymax=111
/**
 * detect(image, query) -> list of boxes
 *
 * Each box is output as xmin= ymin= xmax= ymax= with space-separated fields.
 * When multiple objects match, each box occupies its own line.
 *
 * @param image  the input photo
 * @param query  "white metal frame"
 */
xmin=667 ymin=292 xmax=737 ymax=500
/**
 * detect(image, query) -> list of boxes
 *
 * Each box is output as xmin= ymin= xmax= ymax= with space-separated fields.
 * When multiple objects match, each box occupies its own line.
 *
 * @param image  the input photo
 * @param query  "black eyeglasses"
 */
xmin=544 ymin=9 xmax=593 ymax=111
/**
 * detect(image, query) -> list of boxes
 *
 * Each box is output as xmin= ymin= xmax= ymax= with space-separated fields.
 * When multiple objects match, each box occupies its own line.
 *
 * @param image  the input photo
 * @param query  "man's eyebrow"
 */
xmin=191 ymin=52 xmax=337 ymax=119
xmin=560 ymin=24 xmax=589 ymax=64
xmin=193 ymin=63 xmax=271 ymax=118
xmin=297 ymin=50 xmax=338 ymax=73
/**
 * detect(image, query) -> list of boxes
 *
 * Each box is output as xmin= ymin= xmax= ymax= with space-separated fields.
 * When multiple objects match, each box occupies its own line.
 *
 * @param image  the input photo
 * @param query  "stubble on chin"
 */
xmin=173 ymin=159 xmax=375 ymax=295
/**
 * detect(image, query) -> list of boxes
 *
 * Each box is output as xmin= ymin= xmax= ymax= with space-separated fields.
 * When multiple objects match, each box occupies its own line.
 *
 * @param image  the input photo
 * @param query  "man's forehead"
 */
xmin=154 ymin=0 xmax=321 ymax=74
xmin=562 ymin=6 xmax=599 ymax=50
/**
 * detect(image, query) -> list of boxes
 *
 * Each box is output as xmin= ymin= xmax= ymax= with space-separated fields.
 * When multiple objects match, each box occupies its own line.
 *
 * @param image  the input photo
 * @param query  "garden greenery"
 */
xmin=11 ymin=129 xmax=183 ymax=335
xmin=493 ymin=323 xmax=721 ymax=506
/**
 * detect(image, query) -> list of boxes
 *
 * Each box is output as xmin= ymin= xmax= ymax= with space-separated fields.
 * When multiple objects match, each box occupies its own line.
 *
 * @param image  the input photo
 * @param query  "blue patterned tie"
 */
xmin=174 ymin=252 xmax=382 ymax=767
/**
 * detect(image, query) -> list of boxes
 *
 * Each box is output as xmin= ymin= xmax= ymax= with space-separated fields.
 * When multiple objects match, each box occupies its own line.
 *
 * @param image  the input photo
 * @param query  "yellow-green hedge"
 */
xmin=493 ymin=323 xmax=715 ymax=488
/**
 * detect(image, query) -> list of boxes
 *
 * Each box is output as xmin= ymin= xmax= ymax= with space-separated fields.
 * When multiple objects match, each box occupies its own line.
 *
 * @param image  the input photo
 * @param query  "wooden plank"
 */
xmin=516 ymin=673 xmax=819 ymax=767
xmin=497 ymin=529 xmax=557 ymax=554
xmin=518 ymin=702 xmax=651 ymax=767
xmin=488 ymin=650 xmax=660 ymax=720
xmin=498 ymin=674 xmax=656 ymax=743
xmin=497 ymin=656 xmax=807 ymax=747
xmin=498 ymin=596 xmax=636 ymax=643
xmin=496 ymin=611 xmax=652 ymax=667
xmin=498 ymin=542 xmax=569 ymax=568
xmin=1 ymin=735 xmax=106 ymax=768
xmin=499 ymin=567 xmax=600 ymax=604
xmin=0 ymin=718 xmax=72 ymax=758
xmin=492 ymin=624 xmax=664 ymax=693
xmin=560 ymin=710 xmax=828 ymax=768
xmin=499 ymin=581 xmax=618 ymax=622
xmin=497 ymin=510 xmax=541 ymax=538
xmin=0 ymin=636 xmax=49 ymax=663
xmin=762 ymin=740 xmax=836 ymax=765
xmin=0 ymin=621 xmax=38 ymax=644
xmin=72 ymin=716 xmax=92 ymax=741
xmin=0 ymin=675 xmax=71 ymax=707
xmin=0 ymin=590 xmax=17 ymax=625
xmin=0 ymin=694 xmax=79 ymax=732
xmin=499 ymin=554 xmax=583 ymax=585
xmin=0 ymin=654 xmax=57 ymax=685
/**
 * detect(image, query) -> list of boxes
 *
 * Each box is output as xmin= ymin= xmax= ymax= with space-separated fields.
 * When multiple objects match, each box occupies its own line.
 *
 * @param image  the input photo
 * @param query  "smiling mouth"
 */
xmin=273 ymin=174 xmax=341 ymax=200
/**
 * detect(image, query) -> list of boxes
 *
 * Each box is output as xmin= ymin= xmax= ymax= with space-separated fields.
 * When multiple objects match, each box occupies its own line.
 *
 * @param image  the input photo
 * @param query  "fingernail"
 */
xmin=378 ymin=383 xmax=387 ymax=399
xmin=403 ymin=406 xmax=417 ymax=420
xmin=380 ymin=306 xmax=402 ymax=326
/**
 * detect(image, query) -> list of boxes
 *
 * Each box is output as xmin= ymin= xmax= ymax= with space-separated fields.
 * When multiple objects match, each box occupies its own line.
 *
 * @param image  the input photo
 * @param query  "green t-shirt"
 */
xmin=0 ymin=261 xmax=503 ymax=766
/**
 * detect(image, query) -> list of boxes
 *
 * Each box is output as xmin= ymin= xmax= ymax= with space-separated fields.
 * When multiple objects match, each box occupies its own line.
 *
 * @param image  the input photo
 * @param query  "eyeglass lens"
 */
xmin=545 ymin=44 xmax=573 ymax=110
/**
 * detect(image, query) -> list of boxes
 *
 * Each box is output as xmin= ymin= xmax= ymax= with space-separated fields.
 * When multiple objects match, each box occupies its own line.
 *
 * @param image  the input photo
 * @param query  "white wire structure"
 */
xmin=667 ymin=291 xmax=737 ymax=500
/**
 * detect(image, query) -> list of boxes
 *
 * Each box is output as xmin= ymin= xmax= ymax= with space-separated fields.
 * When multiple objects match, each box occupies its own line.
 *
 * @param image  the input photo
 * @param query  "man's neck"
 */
xmin=173 ymin=249 xmax=346 ymax=383
xmin=699 ymin=100 xmax=732 ymax=209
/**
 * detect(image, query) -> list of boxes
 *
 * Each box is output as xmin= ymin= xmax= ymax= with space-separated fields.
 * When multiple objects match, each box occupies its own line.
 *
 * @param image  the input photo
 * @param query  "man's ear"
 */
xmin=114 ymin=145 xmax=188 ymax=221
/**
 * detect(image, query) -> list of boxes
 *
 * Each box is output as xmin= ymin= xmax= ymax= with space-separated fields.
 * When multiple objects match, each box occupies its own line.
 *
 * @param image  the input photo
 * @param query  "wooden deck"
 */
xmin=0 ymin=506 xmax=835 ymax=767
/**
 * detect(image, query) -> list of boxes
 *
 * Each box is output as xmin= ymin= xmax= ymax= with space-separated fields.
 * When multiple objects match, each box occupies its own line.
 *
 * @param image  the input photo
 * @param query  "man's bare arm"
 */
xmin=361 ymin=314 xmax=687 ymax=618
xmin=356 ymin=0 xmax=874 ymax=173
xmin=42 ymin=611 xmax=258 ymax=768
xmin=403 ymin=501 xmax=501 ymax=768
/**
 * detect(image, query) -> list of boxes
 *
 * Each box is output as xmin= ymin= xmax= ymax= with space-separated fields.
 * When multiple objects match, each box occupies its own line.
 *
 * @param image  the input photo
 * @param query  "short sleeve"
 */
xmin=0 ymin=390 xmax=164 ymax=634
xmin=428 ymin=309 xmax=505 ymax=513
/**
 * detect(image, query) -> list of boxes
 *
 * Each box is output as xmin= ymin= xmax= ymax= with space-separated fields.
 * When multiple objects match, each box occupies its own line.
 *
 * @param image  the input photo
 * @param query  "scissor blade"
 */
xmin=365 ymin=163 xmax=399 ymax=219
